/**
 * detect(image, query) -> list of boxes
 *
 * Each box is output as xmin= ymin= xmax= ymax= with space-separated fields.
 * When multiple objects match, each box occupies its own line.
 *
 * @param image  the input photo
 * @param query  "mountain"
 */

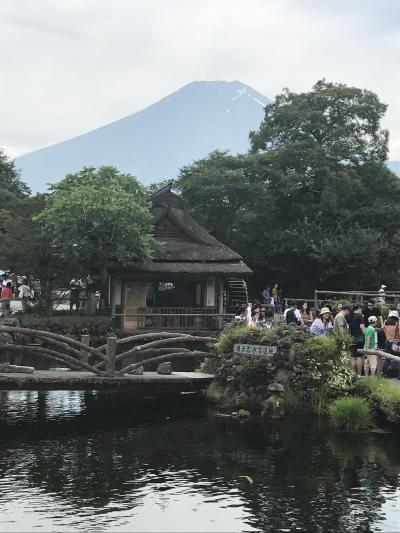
xmin=388 ymin=161 xmax=400 ymax=176
xmin=15 ymin=81 xmax=270 ymax=193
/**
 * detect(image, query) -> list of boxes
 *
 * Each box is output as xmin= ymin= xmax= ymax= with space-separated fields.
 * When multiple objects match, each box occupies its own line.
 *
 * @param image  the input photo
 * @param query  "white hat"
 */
xmin=368 ymin=315 xmax=378 ymax=323
xmin=388 ymin=310 xmax=399 ymax=318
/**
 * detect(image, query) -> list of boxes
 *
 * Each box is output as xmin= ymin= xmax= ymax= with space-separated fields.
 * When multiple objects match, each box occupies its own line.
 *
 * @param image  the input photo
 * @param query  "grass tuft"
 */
xmin=329 ymin=396 xmax=373 ymax=431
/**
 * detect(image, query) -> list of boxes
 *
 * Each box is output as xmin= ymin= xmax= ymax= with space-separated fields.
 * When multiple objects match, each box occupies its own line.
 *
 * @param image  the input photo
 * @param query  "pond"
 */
xmin=0 ymin=391 xmax=399 ymax=532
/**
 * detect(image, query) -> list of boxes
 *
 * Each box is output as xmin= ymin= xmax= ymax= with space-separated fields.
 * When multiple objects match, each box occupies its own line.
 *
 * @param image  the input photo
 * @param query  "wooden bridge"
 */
xmin=0 ymin=326 xmax=216 ymax=394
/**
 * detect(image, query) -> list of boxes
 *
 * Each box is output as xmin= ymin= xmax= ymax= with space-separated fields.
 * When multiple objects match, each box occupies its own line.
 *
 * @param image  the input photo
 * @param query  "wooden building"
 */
xmin=108 ymin=185 xmax=251 ymax=331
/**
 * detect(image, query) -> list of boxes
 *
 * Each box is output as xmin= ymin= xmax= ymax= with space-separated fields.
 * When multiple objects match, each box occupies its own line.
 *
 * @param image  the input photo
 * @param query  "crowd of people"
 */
xmin=0 ymin=269 xmax=41 ymax=316
xmin=234 ymin=298 xmax=400 ymax=380
xmin=0 ymin=269 xmax=99 ymax=315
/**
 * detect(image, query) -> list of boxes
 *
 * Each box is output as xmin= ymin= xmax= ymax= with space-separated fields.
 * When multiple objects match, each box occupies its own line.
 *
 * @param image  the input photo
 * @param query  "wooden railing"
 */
xmin=120 ymin=307 xmax=234 ymax=330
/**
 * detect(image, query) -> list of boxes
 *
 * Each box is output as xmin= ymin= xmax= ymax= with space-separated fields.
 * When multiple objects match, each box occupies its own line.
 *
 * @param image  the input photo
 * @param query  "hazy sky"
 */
xmin=1 ymin=0 xmax=399 ymax=159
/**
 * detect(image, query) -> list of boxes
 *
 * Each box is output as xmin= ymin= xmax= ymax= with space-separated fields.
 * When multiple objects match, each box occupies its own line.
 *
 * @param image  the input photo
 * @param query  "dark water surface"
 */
xmin=0 ymin=391 xmax=400 ymax=532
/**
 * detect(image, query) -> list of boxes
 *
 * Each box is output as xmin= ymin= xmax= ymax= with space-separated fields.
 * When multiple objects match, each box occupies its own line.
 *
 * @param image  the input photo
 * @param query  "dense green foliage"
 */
xmin=18 ymin=311 xmax=114 ymax=346
xmin=176 ymin=80 xmax=399 ymax=295
xmin=292 ymin=334 xmax=355 ymax=398
xmin=0 ymin=150 xmax=50 ymax=280
xmin=213 ymin=325 xmax=354 ymax=414
xmin=329 ymin=396 xmax=373 ymax=431
xmin=34 ymin=166 xmax=155 ymax=279
xmin=355 ymin=377 xmax=400 ymax=424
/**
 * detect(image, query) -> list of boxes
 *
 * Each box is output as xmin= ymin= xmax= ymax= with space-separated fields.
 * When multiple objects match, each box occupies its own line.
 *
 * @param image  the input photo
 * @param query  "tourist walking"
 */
xmin=364 ymin=316 xmax=378 ymax=376
xmin=333 ymin=304 xmax=350 ymax=334
xmin=382 ymin=310 xmax=400 ymax=379
xmin=348 ymin=304 xmax=366 ymax=376
xmin=310 ymin=307 xmax=333 ymax=336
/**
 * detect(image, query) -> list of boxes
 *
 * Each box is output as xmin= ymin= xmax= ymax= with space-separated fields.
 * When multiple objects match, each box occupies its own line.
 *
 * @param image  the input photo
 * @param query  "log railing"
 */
xmin=0 ymin=326 xmax=217 ymax=377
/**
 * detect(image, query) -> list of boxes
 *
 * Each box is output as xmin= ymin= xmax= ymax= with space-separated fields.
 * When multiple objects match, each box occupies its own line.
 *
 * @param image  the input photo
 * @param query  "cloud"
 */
xmin=0 ymin=0 xmax=399 ymax=159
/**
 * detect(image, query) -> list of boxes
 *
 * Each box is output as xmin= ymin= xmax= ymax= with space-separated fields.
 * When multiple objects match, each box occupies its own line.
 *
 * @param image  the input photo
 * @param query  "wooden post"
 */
xmin=80 ymin=334 xmax=90 ymax=364
xmin=106 ymin=336 xmax=117 ymax=376
xmin=314 ymin=290 xmax=318 ymax=311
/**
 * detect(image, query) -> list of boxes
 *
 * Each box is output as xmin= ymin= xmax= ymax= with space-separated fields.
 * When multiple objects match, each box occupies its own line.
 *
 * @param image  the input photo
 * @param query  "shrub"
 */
xmin=18 ymin=314 xmax=115 ymax=347
xmin=329 ymin=396 xmax=373 ymax=431
xmin=292 ymin=334 xmax=355 ymax=400
xmin=354 ymin=377 xmax=400 ymax=423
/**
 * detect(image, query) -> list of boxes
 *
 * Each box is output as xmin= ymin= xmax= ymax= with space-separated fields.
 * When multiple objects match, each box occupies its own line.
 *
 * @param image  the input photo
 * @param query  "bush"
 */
xmin=354 ymin=377 xmax=400 ymax=423
xmin=18 ymin=314 xmax=115 ymax=347
xmin=292 ymin=333 xmax=355 ymax=400
xmin=329 ymin=396 xmax=373 ymax=431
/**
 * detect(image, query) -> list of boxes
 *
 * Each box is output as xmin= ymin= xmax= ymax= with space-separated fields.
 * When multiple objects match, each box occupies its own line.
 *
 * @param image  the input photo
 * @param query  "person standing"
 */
xmin=364 ymin=316 xmax=378 ymax=376
xmin=271 ymin=284 xmax=278 ymax=306
xmin=69 ymin=276 xmax=83 ymax=311
xmin=234 ymin=306 xmax=247 ymax=324
xmin=0 ymin=282 xmax=13 ymax=317
xmin=263 ymin=310 xmax=276 ymax=329
xmin=364 ymin=300 xmax=383 ymax=328
xmin=284 ymin=301 xmax=301 ymax=326
xmin=300 ymin=302 xmax=313 ymax=326
xmin=18 ymin=278 xmax=33 ymax=311
xmin=310 ymin=307 xmax=333 ymax=336
xmin=333 ymin=305 xmax=350 ymax=334
xmin=382 ymin=310 xmax=400 ymax=379
xmin=349 ymin=305 xmax=366 ymax=376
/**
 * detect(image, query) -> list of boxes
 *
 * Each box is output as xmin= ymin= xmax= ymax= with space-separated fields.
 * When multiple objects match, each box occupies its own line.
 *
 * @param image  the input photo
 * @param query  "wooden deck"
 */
xmin=0 ymin=370 xmax=214 ymax=394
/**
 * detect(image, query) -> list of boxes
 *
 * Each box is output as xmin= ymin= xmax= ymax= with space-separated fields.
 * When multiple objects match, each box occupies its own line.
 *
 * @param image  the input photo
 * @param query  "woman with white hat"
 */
xmin=383 ymin=310 xmax=400 ymax=379
xmin=310 ymin=307 xmax=333 ymax=336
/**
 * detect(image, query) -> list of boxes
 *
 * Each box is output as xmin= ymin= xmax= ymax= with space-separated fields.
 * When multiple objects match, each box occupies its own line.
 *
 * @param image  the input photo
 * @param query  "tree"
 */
xmin=176 ymin=150 xmax=274 ymax=252
xmin=0 ymin=148 xmax=31 ymax=197
xmin=35 ymin=167 xmax=155 ymax=282
xmin=175 ymin=81 xmax=400 ymax=296
xmin=250 ymin=80 xmax=389 ymax=166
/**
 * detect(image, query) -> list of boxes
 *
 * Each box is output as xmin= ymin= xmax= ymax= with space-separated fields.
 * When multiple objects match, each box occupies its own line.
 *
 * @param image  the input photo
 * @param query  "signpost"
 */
xmin=233 ymin=344 xmax=277 ymax=356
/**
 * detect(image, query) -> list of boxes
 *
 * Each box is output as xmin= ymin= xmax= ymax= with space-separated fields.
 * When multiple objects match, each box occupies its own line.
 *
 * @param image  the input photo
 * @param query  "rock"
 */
xmin=0 ymin=362 xmax=35 ymax=374
xmin=157 ymin=362 xmax=172 ymax=375
xmin=261 ymin=394 xmax=285 ymax=419
xmin=131 ymin=366 xmax=144 ymax=375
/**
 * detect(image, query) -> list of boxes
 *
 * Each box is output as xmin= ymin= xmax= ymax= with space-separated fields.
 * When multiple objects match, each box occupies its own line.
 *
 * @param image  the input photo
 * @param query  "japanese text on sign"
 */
xmin=233 ymin=344 xmax=277 ymax=356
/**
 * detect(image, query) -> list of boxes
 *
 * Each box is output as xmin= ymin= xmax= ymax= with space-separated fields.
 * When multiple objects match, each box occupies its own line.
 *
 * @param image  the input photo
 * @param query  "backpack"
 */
xmin=286 ymin=309 xmax=299 ymax=325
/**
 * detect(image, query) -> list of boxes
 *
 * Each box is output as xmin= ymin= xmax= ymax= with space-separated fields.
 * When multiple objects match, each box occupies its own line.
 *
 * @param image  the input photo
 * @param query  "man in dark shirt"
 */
xmin=349 ymin=304 xmax=366 ymax=376
xmin=363 ymin=300 xmax=383 ymax=328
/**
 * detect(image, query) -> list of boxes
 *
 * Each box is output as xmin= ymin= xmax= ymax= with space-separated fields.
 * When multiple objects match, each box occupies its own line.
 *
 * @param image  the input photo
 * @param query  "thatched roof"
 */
xmin=151 ymin=186 xmax=246 ymax=263
xmin=120 ymin=261 xmax=252 ymax=275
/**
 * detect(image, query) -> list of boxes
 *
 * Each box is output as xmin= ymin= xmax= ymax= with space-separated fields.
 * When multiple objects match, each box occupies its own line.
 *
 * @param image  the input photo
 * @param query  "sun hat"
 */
xmin=368 ymin=315 xmax=378 ymax=323
xmin=319 ymin=307 xmax=331 ymax=315
xmin=388 ymin=310 xmax=399 ymax=318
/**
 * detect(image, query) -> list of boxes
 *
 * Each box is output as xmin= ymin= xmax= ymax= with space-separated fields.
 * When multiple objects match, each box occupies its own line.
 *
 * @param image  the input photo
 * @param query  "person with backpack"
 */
xmin=284 ymin=301 xmax=301 ymax=326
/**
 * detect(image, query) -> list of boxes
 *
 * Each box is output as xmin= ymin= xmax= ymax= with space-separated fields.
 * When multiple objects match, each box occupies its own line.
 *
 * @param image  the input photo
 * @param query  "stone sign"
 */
xmin=233 ymin=344 xmax=278 ymax=356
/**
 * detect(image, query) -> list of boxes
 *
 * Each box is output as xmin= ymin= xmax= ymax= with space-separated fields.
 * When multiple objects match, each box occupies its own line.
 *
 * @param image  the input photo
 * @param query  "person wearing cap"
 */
xmin=310 ymin=307 xmax=333 ymax=336
xmin=382 ymin=310 xmax=400 ymax=379
xmin=333 ymin=304 xmax=350 ymax=335
xmin=364 ymin=316 xmax=378 ymax=376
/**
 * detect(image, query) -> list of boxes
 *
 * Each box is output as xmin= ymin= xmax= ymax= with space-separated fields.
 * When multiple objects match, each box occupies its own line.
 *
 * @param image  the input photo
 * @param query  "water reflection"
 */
xmin=0 ymin=391 xmax=399 ymax=532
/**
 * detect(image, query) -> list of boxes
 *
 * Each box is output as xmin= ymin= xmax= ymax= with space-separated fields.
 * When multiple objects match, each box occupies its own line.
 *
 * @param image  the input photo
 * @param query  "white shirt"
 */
xmin=284 ymin=308 xmax=301 ymax=320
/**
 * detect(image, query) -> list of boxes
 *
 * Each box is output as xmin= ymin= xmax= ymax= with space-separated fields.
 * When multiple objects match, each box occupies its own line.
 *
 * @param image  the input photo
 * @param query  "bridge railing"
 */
xmin=0 ymin=326 xmax=217 ymax=377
